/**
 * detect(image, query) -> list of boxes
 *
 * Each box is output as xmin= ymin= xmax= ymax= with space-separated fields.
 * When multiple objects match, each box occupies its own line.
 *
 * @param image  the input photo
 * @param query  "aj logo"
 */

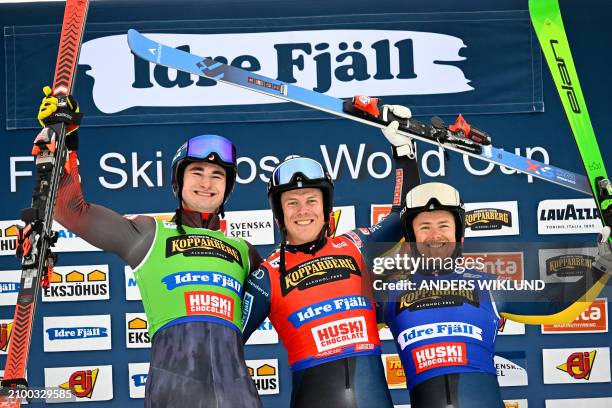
xmin=60 ymin=368 xmax=99 ymax=398
xmin=556 ymin=351 xmax=596 ymax=380
xmin=0 ymin=322 xmax=13 ymax=351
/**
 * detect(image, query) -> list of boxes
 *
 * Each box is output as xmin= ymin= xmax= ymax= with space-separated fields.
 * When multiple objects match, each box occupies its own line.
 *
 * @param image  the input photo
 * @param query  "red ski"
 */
xmin=0 ymin=1 xmax=89 ymax=406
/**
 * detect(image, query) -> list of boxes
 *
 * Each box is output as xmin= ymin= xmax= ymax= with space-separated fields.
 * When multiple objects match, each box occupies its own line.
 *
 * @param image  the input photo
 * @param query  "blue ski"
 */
xmin=127 ymin=29 xmax=591 ymax=196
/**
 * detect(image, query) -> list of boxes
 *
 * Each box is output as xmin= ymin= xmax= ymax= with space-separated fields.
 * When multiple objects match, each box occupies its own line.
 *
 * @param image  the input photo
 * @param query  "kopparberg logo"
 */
xmin=465 ymin=208 xmax=512 ymax=231
xmin=546 ymin=254 xmax=593 ymax=277
xmin=162 ymin=271 xmax=242 ymax=296
xmin=281 ymin=255 xmax=360 ymax=295
xmin=398 ymin=289 xmax=479 ymax=312
xmin=80 ymin=31 xmax=472 ymax=114
xmin=46 ymin=327 xmax=109 ymax=341
xmin=165 ymin=235 xmax=243 ymax=267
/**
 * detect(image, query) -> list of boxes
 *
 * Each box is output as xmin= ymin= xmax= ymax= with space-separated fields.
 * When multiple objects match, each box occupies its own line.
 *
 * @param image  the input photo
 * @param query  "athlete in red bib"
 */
xmin=242 ymin=106 xmax=421 ymax=408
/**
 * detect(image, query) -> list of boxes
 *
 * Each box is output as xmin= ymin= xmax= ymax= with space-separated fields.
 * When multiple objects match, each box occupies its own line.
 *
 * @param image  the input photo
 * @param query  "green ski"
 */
xmin=529 ymin=0 xmax=611 ymax=236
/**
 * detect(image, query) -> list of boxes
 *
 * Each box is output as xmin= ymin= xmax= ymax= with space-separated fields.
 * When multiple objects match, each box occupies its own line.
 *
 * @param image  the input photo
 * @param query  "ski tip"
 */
xmin=127 ymin=29 xmax=144 ymax=52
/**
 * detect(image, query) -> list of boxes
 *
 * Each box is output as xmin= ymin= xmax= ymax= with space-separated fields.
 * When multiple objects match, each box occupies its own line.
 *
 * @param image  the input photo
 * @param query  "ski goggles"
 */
xmin=185 ymin=134 xmax=236 ymax=165
xmin=405 ymin=182 xmax=462 ymax=210
xmin=271 ymin=157 xmax=326 ymax=187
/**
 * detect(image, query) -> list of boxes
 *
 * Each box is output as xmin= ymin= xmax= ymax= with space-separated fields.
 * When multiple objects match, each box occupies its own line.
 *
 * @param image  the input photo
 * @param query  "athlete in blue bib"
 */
xmin=380 ymin=182 xmax=612 ymax=408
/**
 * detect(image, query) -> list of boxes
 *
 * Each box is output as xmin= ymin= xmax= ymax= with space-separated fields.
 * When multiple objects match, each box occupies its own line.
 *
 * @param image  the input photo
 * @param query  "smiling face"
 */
xmin=281 ymin=188 xmax=326 ymax=245
xmin=412 ymin=210 xmax=457 ymax=259
xmin=181 ymin=161 xmax=226 ymax=213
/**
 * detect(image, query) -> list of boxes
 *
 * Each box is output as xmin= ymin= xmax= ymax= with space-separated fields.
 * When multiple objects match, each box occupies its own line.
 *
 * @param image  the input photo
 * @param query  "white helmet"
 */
xmin=400 ymin=182 xmax=466 ymax=243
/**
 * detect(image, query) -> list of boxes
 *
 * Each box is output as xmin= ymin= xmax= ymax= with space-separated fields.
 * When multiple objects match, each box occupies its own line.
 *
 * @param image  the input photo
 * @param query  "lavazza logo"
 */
xmin=79 ymin=30 xmax=472 ymax=113
xmin=537 ymin=198 xmax=602 ymax=235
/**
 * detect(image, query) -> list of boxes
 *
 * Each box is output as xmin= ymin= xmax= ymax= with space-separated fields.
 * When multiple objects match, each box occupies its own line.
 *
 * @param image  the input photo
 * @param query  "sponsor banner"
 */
xmin=0 ymin=220 xmax=104 ymax=256
xmin=397 ymin=322 xmax=482 ymax=350
xmin=246 ymin=317 xmax=278 ymax=345
xmin=185 ymin=291 xmax=234 ymax=320
xmin=464 ymin=201 xmax=519 ymax=237
xmin=222 ymin=209 xmax=274 ymax=245
xmin=379 ymin=325 xmax=394 ymax=341
xmin=289 ymin=296 xmax=371 ymax=328
xmin=163 ymin=271 xmax=242 ymax=296
xmin=504 ymin=400 xmax=528 ymax=408
xmin=497 ymin=317 xmax=526 ymax=336
xmin=0 ymin=221 xmax=21 ymax=256
xmin=124 ymin=266 xmax=142 ymax=301
xmin=126 ymin=313 xmax=151 ymax=349
xmin=464 ymin=252 xmax=524 ymax=281
xmin=542 ymin=298 xmax=608 ymax=334
xmin=7 ymin=12 xmax=541 ymax=129
xmin=371 ymin=204 xmax=392 ymax=226
xmin=495 ymin=352 xmax=528 ymax=387
xmin=412 ymin=342 xmax=467 ymax=374
xmin=545 ymin=397 xmax=612 ymax=408
xmin=537 ymin=199 xmax=603 ymax=235
xmin=41 ymin=265 xmax=110 ymax=302
xmin=246 ymin=359 xmax=279 ymax=395
xmin=311 ymin=316 xmax=368 ymax=353
xmin=128 ymin=362 xmax=149 ymax=399
xmin=538 ymin=247 xmax=597 ymax=283
xmin=0 ymin=319 xmax=14 ymax=355
xmin=43 ymin=315 xmax=112 ymax=352
xmin=381 ymin=354 xmax=406 ymax=389
xmin=332 ymin=206 xmax=356 ymax=236
xmin=44 ymin=365 xmax=113 ymax=402
xmin=0 ymin=270 xmax=21 ymax=305
xmin=542 ymin=347 xmax=611 ymax=384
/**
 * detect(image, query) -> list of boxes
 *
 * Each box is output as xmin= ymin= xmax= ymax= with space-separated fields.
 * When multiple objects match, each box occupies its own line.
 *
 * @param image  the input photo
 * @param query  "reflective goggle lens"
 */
xmin=272 ymin=158 xmax=326 ymax=186
xmin=407 ymin=183 xmax=461 ymax=208
xmin=186 ymin=135 xmax=235 ymax=164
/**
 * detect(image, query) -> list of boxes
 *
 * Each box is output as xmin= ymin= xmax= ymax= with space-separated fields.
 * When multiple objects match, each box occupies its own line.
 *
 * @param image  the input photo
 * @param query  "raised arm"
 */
xmin=345 ymin=105 xmax=421 ymax=266
xmin=53 ymin=148 xmax=155 ymax=268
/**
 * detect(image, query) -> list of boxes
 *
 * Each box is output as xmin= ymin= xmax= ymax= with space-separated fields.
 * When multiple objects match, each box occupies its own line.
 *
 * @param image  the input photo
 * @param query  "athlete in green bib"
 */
xmin=37 ymin=88 xmax=263 ymax=407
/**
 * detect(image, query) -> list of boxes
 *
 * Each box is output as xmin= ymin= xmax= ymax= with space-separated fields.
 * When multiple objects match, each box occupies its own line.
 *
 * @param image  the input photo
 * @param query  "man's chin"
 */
xmin=286 ymin=227 xmax=321 ymax=245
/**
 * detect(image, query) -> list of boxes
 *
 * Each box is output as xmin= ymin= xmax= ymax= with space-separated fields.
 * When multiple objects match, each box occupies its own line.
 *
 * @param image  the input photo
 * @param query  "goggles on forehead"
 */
xmin=406 ymin=183 xmax=462 ymax=210
xmin=185 ymin=134 xmax=236 ymax=164
xmin=271 ymin=157 xmax=326 ymax=187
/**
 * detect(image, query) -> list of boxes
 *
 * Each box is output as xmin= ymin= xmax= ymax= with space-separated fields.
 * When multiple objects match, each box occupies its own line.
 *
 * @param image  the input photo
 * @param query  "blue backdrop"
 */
xmin=1 ymin=0 xmax=611 ymax=407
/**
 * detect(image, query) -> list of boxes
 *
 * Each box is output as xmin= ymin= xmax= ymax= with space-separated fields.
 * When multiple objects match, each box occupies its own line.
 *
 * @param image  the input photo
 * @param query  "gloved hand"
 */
xmin=381 ymin=105 xmax=416 ymax=159
xmin=592 ymin=226 xmax=612 ymax=274
xmin=37 ymin=85 xmax=82 ymax=134
xmin=36 ymin=86 xmax=81 ymax=150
